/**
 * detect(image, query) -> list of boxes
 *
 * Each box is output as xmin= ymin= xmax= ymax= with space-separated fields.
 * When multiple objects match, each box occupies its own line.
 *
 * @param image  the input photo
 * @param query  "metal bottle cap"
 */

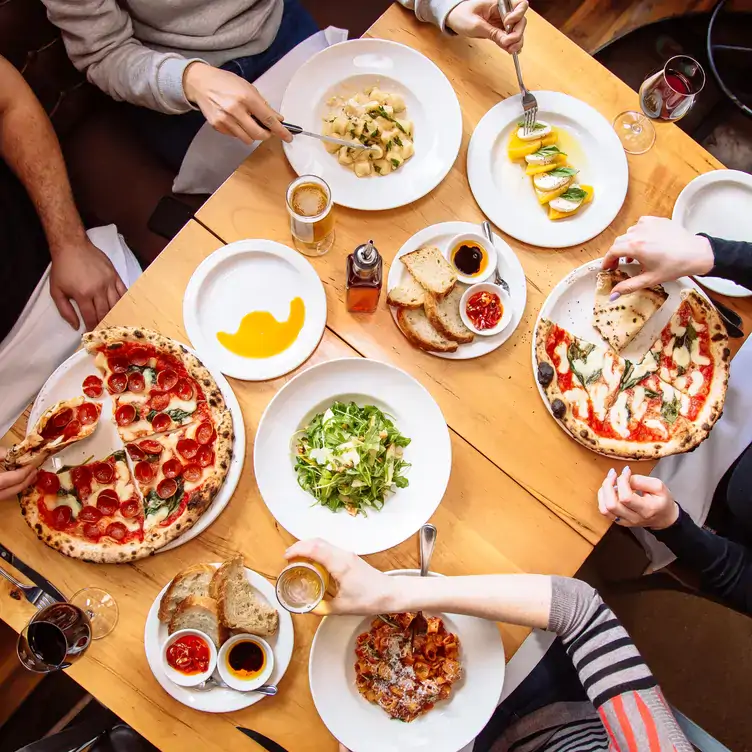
xmin=354 ymin=239 xmax=380 ymax=269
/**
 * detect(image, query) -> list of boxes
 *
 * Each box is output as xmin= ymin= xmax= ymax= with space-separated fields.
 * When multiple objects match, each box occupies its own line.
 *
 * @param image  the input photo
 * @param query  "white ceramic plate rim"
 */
xmin=467 ymin=92 xmax=629 ymax=248
xmin=144 ymin=565 xmax=294 ymax=713
xmin=183 ymin=239 xmax=327 ymax=381
xmin=387 ymin=221 xmax=527 ymax=359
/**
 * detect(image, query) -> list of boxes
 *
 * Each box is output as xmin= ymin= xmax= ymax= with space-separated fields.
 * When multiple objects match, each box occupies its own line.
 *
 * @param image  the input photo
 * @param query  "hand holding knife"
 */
xmin=252 ymin=116 xmax=375 ymax=151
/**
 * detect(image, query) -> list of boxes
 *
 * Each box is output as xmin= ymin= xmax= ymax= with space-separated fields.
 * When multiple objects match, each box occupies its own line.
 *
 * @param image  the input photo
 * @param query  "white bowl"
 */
xmin=444 ymin=232 xmax=497 ymax=285
xmin=161 ymin=629 xmax=217 ymax=687
xmin=217 ymin=634 xmax=275 ymax=691
xmin=460 ymin=283 xmax=513 ymax=337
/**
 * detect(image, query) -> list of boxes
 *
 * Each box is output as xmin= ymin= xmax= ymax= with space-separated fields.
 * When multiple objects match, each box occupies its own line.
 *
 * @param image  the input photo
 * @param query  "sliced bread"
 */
xmin=400 ymin=246 xmax=457 ymax=298
xmin=168 ymin=595 xmax=228 ymax=647
xmin=387 ymin=274 xmax=426 ymax=309
xmin=212 ymin=555 xmax=279 ymax=637
xmin=396 ymin=308 xmax=458 ymax=353
xmin=424 ymin=286 xmax=474 ymax=344
xmin=158 ymin=563 xmax=215 ymax=623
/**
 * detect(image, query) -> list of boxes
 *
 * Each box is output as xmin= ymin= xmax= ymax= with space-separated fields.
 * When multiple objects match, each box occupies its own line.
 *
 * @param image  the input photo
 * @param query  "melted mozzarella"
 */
xmin=669 ymin=320 xmax=686 ymax=337
xmin=118 ymin=392 xmax=143 ymax=404
xmin=688 ymin=370 xmax=704 ymax=396
xmin=660 ymin=366 xmax=672 ymax=382
xmin=574 ymin=347 xmax=605 ymax=384
xmin=680 ymin=392 xmax=691 ymax=416
xmin=631 ymin=386 xmax=649 ymax=423
xmin=590 ymin=383 xmax=610 ymax=421
xmin=554 ymin=342 xmax=569 ymax=373
xmin=121 ymin=419 xmax=153 ymax=442
xmin=121 ymin=515 xmax=142 ymax=532
xmin=145 ymin=506 xmax=170 ymax=529
xmin=95 ymin=352 xmax=107 ymax=371
xmin=690 ymin=338 xmax=710 ymax=366
xmin=609 ymin=392 xmax=631 ymax=438
xmin=674 ymin=375 xmax=688 ymax=392
xmin=49 ymin=494 xmax=81 ymax=515
xmin=673 ymin=344 xmax=691 ymax=368
xmin=517 ymin=121 xmax=552 ymax=141
xmin=602 ymin=354 xmax=622 ymax=391
xmin=644 ymin=418 xmax=668 ymax=437
xmin=563 ymin=388 xmax=589 ymax=419
xmin=549 ymin=195 xmax=583 ymax=213
xmin=169 ymin=397 xmax=198 ymax=415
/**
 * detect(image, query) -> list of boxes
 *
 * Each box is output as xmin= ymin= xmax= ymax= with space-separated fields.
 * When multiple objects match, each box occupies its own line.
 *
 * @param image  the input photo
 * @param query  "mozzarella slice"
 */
xmin=525 ymin=150 xmax=559 ymax=165
xmin=688 ymin=370 xmax=704 ymax=396
xmin=517 ymin=121 xmax=552 ymax=141
xmin=549 ymin=194 xmax=584 ymax=213
xmin=554 ymin=342 xmax=569 ymax=373
xmin=609 ymin=392 xmax=631 ymax=438
xmin=533 ymin=172 xmax=573 ymax=192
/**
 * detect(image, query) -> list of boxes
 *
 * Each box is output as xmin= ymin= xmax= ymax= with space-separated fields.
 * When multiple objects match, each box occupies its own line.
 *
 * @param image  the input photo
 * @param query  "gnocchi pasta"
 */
xmin=322 ymin=86 xmax=415 ymax=178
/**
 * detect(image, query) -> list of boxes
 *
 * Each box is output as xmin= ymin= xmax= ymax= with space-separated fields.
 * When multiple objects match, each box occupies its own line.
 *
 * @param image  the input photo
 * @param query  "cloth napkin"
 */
xmin=173 ymin=26 xmax=348 ymax=195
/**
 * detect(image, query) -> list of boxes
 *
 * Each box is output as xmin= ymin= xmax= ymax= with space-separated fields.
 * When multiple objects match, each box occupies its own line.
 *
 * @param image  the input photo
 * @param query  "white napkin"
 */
xmin=173 ymin=26 xmax=348 ymax=195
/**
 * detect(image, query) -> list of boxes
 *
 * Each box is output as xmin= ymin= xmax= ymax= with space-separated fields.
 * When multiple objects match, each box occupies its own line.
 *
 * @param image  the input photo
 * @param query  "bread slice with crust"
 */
xmin=396 ymin=308 xmax=458 ymax=353
xmin=168 ymin=595 xmax=228 ymax=647
xmin=387 ymin=274 xmax=426 ymax=309
xmin=400 ymin=246 xmax=456 ymax=298
xmin=424 ymin=286 xmax=474 ymax=344
xmin=158 ymin=563 xmax=215 ymax=623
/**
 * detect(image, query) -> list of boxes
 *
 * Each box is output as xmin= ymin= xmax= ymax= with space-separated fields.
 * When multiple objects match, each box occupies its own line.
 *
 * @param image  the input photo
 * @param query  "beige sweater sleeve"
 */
xmin=396 ymin=0 xmax=465 ymax=32
xmin=41 ymin=0 xmax=203 ymax=114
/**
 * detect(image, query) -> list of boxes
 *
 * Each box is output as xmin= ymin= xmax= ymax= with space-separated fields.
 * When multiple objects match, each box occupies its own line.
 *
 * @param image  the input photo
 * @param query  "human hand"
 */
xmin=602 ymin=216 xmax=715 ymax=298
xmin=284 ymin=539 xmax=395 ymax=615
xmin=0 ymin=449 xmax=38 ymax=497
xmin=183 ymin=63 xmax=293 ymax=146
xmin=447 ymin=0 xmax=528 ymax=54
xmin=49 ymin=237 xmax=127 ymax=331
xmin=597 ymin=466 xmax=680 ymax=530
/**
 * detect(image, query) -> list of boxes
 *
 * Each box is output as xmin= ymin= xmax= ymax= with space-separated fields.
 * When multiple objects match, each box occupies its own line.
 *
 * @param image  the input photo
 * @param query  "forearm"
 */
xmin=700 ymin=234 xmax=752 ymax=290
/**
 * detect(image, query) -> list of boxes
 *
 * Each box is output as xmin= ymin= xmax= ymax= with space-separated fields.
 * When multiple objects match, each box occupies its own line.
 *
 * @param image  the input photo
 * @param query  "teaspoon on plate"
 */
xmin=481 ymin=221 xmax=511 ymax=294
xmin=194 ymin=676 xmax=278 ymax=695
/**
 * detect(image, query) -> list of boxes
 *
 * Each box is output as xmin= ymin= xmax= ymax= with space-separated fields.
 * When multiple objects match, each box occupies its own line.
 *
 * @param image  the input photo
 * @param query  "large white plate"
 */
xmin=309 ymin=569 xmax=505 ymax=752
xmin=672 ymin=169 xmax=752 ymax=298
xmin=253 ymin=359 xmax=451 ymax=554
xmin=387 ymin=221 xmax=527 ymax=359
xmin=29 ymin=346 xmax=245 ymax=553
xmin=183 ymin=240 xmax=327 ymax=381
xmin=281 ymin=39 xmax=462 ymax=211
xmin=144 ymin=565 xmax=293 ymax=713
xmin=468 ymin=92 xmax=629 ymax=248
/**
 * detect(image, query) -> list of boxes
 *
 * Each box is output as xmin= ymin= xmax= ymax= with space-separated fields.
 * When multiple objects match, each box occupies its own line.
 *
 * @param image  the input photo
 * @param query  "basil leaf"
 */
xmin=535 ymin=145 xmax=565 ymax=157
xmin=619 ymin=361 xmax=635 ymax=392
xmin=166 ymin=408 xmax=194 ymax=424
xmin=393 ymin=135 xmax=403 ymax=147
xmin=145 ymin=477 xmax=185 ymax=517
xmin=676 ymin=365 xmax=686 ymax=376
xmin=146 ymin=409 xmax=158 ymax=422
xmin=112 ymin=449 xmax=126 ymax=464
xmin=390 ymin=158 xmax=400 ymax=169
xmin=643 ymin=389 xmax=661 ymax=399
xmin=661 ymin=395 xmax=680 ymax=425
xmin=559 ymin=187 xmax=587 ymax=202
xmin=673 ymin=321 xmax=697 ymax=355
xmin=517 ymin=120 xmax=547 ymax=130
xmin=585 ymin=368 xmax=603 ymax=385
xmin=549 ymin=167 xmax=578 ymax=177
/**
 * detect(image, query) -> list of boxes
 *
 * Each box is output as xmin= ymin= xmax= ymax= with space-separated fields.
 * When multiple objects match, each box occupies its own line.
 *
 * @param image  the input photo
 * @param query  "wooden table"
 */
xmin=1 ymin=5 xmax=750 ymax=752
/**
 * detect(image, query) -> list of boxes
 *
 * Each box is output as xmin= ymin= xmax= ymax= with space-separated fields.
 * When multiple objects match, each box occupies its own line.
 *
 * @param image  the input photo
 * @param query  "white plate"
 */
xmin=253 ymin=358 xmax=451 ymax=555
xmin=672 ymin=169 xmax=752 ymax=297
xmin=309 ymin=569 xmax=505 ymax=752
xmin=144 ymin=565 xmax=293 ymax=713
xmin=281 ymin=39 xmax=462 ymax=211
xmin=183 ymin=240 xmax=327 ymax=381
xmin=531 ymin=259 xmax=701 ymax=448
xmin=467 ymin=92 xmax=629 ymax=248
xmin=387 ymin=221 xmax=527 ymax=359
xmin=29 ymin=347 xmax=245 ymax=553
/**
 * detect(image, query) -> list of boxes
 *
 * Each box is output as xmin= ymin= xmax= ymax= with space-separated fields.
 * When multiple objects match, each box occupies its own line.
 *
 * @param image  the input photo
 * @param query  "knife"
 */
xmin=0 ymin=543 xmax=66 ymax=603
xmin=252 ymin=116 xmax=374 ymax=151
xmin=236 ymin=727 xmax=289 ymax=752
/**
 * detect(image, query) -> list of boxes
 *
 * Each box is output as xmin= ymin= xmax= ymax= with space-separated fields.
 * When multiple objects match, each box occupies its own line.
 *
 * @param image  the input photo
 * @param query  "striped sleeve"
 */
xmin=548 ymin=577 xmax=692 ymax=752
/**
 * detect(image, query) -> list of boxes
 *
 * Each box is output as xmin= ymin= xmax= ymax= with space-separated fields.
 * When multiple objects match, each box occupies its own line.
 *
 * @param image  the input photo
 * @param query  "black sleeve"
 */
xmin=699 ymin=234 xmax=752 ymax=290
xmin=651 ymin=505 xmax=752 ymax=614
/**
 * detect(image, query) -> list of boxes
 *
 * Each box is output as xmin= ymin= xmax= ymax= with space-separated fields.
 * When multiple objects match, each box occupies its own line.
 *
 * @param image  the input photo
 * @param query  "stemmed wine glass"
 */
xmin=613 ymin=55 xmax=706 ymax=155
xmin=70 ymin=587 xmax=119 ymax=639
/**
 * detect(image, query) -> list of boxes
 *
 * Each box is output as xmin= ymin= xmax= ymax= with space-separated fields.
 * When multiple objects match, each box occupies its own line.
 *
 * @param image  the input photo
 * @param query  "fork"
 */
xmin=0 ymin=566 xmax=56 ymax=611
xmin=498 ymin=0 xmax=538 ymax=135
xmin=410 ymin=524 xmax=437 ymax=646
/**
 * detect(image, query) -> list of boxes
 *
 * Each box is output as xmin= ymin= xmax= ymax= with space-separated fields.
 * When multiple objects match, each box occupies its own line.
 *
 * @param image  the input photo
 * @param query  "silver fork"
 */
xmin=498 ymin=0 xmax=538 ymax=134
xmin=0 ymin=566 xmax=56 ymax=611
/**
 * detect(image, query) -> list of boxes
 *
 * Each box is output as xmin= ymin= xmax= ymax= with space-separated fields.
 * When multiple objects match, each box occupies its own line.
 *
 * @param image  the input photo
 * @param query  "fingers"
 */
xmin=214 ymin=114 xmax=258 ymax=146
xmin=107 ymin=284 xmax=121 ymax=312
xmin=501 ymin=17 xmax=526 ymax=52
xmin=0 ymin=465 xmax=38 ymax=497
xmin=504 ymin=0 xmax=528 ymax=29
xmin=115 ymin=277 xmax=127 ymax=298
xmin=610 ymin=272 xmax=655 ymax=299
xmin=601 ymin=246 xmax=622 ymax=270
xmin=247 ymin=94 xmax=292 ymax=142
xmin=77 ymin=296 xmax=99 ymax=332
xmin=92 ymin=292 xmax=110 ymax=327
xmin=50 ymin=286 xmax=80 ymax=330
xmin=598 ymin=468 xmax=642 ymax=525
xmin=284 ymin=538 xmax=336 ymax=568
xmin=628 ymin=474 xmax=664 ymax=494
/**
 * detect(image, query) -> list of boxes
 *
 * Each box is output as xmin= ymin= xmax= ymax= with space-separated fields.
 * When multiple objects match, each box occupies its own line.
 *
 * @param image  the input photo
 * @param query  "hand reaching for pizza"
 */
xmin=597 ymin=466 xmax=679 ymax=530
xmin=0 ymin=448 xmax=38 ymax=497
xmin=602 ymin=217 xmax=715 ymax=299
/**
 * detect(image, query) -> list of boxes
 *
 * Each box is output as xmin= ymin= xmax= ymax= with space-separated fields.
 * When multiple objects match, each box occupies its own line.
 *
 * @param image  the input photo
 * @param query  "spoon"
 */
xmin=193 ymin=676 xmax=278 ymax=695
xmin=482 ymin=221 xmax=511 ymax=294
xmin=410 ymin=523 xmax=437 ymax=645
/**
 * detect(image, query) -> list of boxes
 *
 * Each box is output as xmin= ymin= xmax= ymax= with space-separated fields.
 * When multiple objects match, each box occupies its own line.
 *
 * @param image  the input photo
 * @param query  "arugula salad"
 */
xmin=293 ymin=402 xmax=411 ymax=516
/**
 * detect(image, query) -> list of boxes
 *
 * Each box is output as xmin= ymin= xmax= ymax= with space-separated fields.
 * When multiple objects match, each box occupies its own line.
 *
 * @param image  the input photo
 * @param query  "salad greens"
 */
xmin=293 ymin=402 xmax=411 ymax=516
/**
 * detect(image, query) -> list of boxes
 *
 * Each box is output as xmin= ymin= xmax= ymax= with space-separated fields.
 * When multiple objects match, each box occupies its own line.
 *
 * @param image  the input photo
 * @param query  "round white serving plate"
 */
xmin=253 ymin=358 xmax=451 ymax=555
xmin=183 ymin=239 xmax=327 ymax=381
xmin=309 ymin=569 xmax=505 ymax=752
xmin=144 ymin=564 xmax=293 ymax=713
xmin=672 ymin=169 xmax=752 ymax=297
xmin=281 ymin=38 xmax=462 ymax=211
xmin=468 ymin=92 xmax=629 ymax=248
xmin=29 ymin=345 xmax=245 ymax=552
xmin=387 ymin=221 xmax=527 ymax=359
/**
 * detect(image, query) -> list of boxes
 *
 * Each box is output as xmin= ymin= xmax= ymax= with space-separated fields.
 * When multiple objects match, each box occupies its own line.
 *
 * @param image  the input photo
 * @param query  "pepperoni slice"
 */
xmin=126 ymin=443 xmax=146 ymax=461
xmin=108 ymin=373 xmax=127 ymax=394
xmin=115 ymin=404 xmax=137 ymax=426
xmin=52 ymin=408 xmax=73 ymax=429
xmin=176 ymin=438 xmax=199 ymax=460
xmin=78 ymin=506 xmax=103 ymax=523
xmin=148 ymin=392 xmax=170 ymax=411
xmin=128 ymin=347 xmax=149 ymax=367
xmin=127 ymin=372 xmax=145 ymax=393
xmin=162 ymin=459 xmax=183 ymax=479
xmin=175 ymin=378 xmax=194 ymax=401
xmin=157 ymin=369 xmax=179 ymax=391
xmin=63 ymin=419 xmax=82 ymax=441
xmin=83 ymin=523 xmax=102 ymax=541
xmin=157 ymin=478 xmax=178 ymax=499
xmin=138 ymin=440 xmax=163 ymax=456
xmin=195 ymin=422 xmax=214 ymax=445
xmin=77 ymin=402 xmax=99 ymax=426
xmin=196 ymin=446 xmax=215 ymax=468
xmin=108 ymin=356 xmax=129 ymax=373
xmin=50 ymin=506 xmax=73 ymax=530
xmin=151 ymin=413 xmax=172 ymax=433
xmin=91 ymin=462 xmax=114 ymax=484
xmin=82 ymin=375 xmax=104 ymax=398
xmin=120 ymin=499 xmax=141 ymax=519
xmin=105 ymin=522 xmax=128 ymax=541
xmin=70 ymin=465 xmax=92 ymax=488
xmin=36 ymin=471 xmax=60 ymax=495
xmin=182 ymin=464 xmax=202 ymax=483
xmin=96 ymin=489 xmax=119 ymax=516
xmin=134 ymin=461 xmax=155 ymax=483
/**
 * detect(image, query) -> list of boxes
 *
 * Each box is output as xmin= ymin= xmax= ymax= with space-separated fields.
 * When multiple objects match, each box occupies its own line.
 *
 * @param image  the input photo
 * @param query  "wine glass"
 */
xmin=613 ymin=55 xmax=706 ymax=155
xmin=70 ymin=587 xmax=119 ymax=639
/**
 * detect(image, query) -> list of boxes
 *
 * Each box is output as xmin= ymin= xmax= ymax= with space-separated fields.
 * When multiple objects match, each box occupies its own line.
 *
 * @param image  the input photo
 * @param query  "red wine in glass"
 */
xmin=640 ymin=57 xmax=705 ymax=123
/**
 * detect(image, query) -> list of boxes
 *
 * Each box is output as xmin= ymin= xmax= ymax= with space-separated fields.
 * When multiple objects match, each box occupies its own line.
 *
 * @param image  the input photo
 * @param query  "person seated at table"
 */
xmin=0 ymin=55 xmax=141 ymax=466
xmin=290 ymin=538 xmax=692 ymax=752
xmin=597 ymin=216 xmax=752 ymax=615
xmin=40 ymin=0 xmax=528 ymax=170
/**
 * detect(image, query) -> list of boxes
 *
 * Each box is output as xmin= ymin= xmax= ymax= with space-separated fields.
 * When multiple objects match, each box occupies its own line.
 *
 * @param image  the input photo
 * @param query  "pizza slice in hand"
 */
xmin=4 ymin=397 xmax=101 ymax=469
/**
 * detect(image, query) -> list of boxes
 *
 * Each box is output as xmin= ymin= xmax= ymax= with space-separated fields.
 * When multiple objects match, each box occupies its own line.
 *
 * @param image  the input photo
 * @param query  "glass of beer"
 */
xmin=286 ymin=175 xmax=335 ymax=257
xmin=276 ymin=558 xmax=332 ymax=614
